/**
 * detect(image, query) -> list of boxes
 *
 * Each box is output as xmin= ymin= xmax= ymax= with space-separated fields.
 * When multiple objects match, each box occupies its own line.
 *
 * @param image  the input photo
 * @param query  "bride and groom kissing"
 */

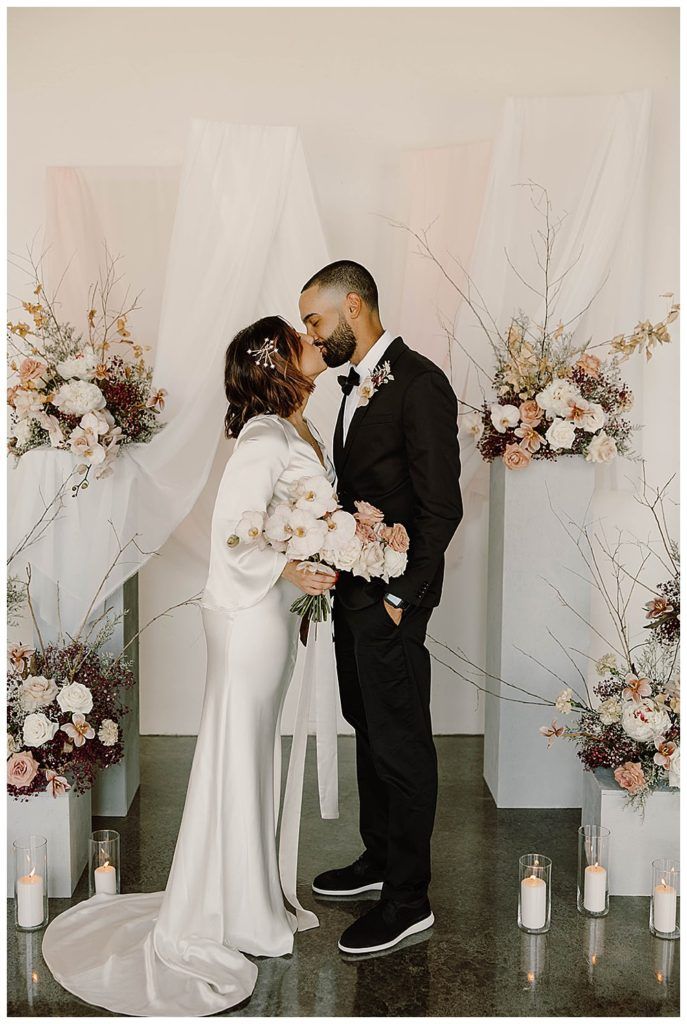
xmin=41 ymin=260 xmax=463 ymax=1016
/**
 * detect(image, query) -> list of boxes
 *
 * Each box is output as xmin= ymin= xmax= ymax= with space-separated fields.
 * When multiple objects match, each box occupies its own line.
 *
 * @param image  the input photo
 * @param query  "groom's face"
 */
xmin=299 ymin=286 xmax=357 ymax=368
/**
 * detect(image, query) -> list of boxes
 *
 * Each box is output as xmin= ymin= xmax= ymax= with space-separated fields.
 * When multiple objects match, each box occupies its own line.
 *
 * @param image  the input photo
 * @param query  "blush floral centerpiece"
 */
xmin=391 ymin=185 xmax=678 ymax=471
xmin=7 ymin=249 xmax=167 ymax=494
xmin=228 ymin=475 xmax=409 ymax=625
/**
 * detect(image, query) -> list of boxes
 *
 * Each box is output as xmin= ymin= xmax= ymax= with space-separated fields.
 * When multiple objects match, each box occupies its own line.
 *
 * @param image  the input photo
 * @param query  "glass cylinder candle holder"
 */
xmin=518 ymin=854 xmax=551 ymax=934
xmin=650 ymin=859 xmax=679 ymax=940
xmin=14 ymin=835 xmax=49 ymax=931
xmin=89 ymin=830 xmax=120 ymax=898
xmin=577 ymin=825 xmax=610 ymax=916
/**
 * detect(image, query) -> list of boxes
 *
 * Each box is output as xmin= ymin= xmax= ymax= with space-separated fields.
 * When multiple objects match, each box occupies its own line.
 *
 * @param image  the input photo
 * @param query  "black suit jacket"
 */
xmin=333 ymin=336 xmax=463 ymax=610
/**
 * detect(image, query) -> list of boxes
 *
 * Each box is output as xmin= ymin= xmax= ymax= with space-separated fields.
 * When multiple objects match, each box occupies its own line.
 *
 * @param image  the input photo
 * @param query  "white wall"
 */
xmin=8 ymin=7 xmax=679 ymax=734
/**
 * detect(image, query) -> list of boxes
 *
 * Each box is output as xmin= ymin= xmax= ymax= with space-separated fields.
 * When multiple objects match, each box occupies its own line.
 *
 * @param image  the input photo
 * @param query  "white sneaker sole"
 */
xmin=312 ymin=880 xmax=384 ymax=896
xmin=338 ymin=912 xmax=435 ymax=954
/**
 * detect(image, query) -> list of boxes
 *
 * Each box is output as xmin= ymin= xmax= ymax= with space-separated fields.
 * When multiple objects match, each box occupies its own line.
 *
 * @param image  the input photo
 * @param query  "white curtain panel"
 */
xmin=396 ymin=90 xmax=674 ymax=731
xmin=8 ymin=122 xmax=339 ymax=636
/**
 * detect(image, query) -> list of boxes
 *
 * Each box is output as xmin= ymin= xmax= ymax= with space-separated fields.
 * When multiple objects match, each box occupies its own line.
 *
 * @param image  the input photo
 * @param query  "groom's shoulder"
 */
xmin=396 ymin=340 xmax=451 ymax=384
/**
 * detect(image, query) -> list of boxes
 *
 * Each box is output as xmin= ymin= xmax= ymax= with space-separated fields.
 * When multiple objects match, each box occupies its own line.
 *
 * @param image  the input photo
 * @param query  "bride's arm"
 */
xmin=204 ymin=418 xmax=291 ymax=610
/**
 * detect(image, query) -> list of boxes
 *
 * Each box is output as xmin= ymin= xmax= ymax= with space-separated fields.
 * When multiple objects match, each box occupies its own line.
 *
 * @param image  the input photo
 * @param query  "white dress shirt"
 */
xmin=342 ymin=329 xmax=394 ymax=443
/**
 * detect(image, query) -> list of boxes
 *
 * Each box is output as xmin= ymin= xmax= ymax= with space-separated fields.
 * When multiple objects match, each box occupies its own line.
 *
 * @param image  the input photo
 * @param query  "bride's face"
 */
xmin=297 ymin=332 xmax=328 ymax=379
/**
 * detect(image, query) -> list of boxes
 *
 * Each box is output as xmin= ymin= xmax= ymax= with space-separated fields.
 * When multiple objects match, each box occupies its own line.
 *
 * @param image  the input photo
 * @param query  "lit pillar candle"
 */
xmin=653 ymin=879 xmax=677 ymax=934
xmin=583 ymin=862 xmax=607 ymax=913
xmin=17 ymin=868 xmax=44 ymax=928
xmin=94 ymin=860 xmax=117 ymax=895
xmin=521 ymin=874 xmax=547 ymax=930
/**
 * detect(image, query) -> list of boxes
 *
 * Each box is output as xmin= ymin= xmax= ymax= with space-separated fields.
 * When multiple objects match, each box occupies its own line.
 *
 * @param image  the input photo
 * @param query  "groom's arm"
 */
xmin=389 ymin=370 xmax=463 ymax=605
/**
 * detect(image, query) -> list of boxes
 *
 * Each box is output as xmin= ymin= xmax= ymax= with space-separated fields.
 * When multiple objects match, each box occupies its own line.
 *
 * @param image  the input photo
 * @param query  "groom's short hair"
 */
xmin=301 ymin=260 xmax=379 ymax=311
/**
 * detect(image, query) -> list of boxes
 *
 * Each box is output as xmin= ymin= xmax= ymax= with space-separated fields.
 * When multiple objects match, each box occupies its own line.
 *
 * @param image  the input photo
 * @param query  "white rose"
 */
xmin=579 ymin=402 xmax=606 ymax=433
xmin=291 ymin=476 xmax=338 ymax=518
xmin=56 ymin=681 xmax=94 ymax=715
xmin=621 ymin=699 xmax=672 ymax=744
xmin=19 ymin=675 xmax=59 ymax=712
xmin=490 ymin=403 xmax=520 ymax=434
xmin=23 ymin=712 xmax=59 ymax=748
xmin=585 ymin=431 xmax=617 ymax=464
xmin=351 ymin=541 xmax=386 ymax=582
xmin=98 ymin=719 xmax=119 ymax=747
xmin=285 ymin=510 xmax=328 ymax=560
xmin=545 ymin=417 xmax=576 ymax=450
xmin=462 ymin=411 xmax=484 ymax=441
xmin=598 ymin=697 xmax=622 ymax=725
xmin=12 ymin=418 xmax=35 ymax=447
xmin=52 ymin=380 xmax=106 ymax=417
xmin=381 ymin=546 xmax=408 ymax=582
xmin=13 ymin=389 xmax=45 ymax=417
xmin=56 ymin=347 xmax=98 ymax=381
xmin=536 ymin=378 xmax=581 ymax=417
xmin=327 ymin=535 xmax=363 ymax=571
xmin=668 ymin=747 xmax=680 ymax=788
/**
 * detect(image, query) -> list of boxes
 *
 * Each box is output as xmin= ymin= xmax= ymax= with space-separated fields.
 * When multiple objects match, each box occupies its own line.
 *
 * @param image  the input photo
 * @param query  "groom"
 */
xmin=299 ymin=260 xmax=463 ymax=954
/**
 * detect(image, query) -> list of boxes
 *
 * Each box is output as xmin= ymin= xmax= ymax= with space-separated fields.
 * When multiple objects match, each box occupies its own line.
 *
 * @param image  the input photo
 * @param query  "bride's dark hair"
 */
xmin=223 ymin=316 xmax=314 ymax=438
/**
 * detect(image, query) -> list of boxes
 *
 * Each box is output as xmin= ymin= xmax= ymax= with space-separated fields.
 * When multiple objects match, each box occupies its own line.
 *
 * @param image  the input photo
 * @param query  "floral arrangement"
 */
xmin=357 ymin=361 xmax=394 ymax=408
xmin=7 ymin=250 xmax=166 ymax=494
xmin=391 ymin=186 xmax=678 ymax=471
xmin=428 ymin=474 xmax=679 ymax=810
xmin=7 ymin=635 xmax=135 ymax=801
xmin=464 ymin=309 xmax=677 ymax=470
xmin=229 ymin=475 xmax=409 ymax=623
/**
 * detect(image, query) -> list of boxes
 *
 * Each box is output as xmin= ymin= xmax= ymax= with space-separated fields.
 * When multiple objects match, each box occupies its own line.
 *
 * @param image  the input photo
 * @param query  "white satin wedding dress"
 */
xmin=42 ymin=414 xmax=338 ymax=1016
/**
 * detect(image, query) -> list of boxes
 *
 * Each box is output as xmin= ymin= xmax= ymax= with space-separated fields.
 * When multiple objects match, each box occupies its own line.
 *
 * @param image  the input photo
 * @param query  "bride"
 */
xmin=42 ymin=316 xmax=338 ymax=1016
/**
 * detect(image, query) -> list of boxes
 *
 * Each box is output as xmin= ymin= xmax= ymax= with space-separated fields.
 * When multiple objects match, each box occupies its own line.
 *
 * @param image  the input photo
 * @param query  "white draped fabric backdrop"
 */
xmin=8 ymin=92 xmax=679 ymax=737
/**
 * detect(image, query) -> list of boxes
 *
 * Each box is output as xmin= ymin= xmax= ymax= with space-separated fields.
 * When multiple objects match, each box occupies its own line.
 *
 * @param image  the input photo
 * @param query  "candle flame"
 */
xmin=661 ymin=877 xmax=666 ymax=886
xmin=594 ymin=861 xmax=599 ymax=868
xmin=31 ymin=971 xmax=38 ymax=983
xmin=591 ymin=955 xmax=598 ymax=966
xmin=534 ymin=859 xmax=540 ymax=867
xmin=527 ymin=971 xmax=535 ymax=983
xmin=656 ymin=971 xmax=664 ymax=984
xmin=29 ymin=868 xmax=35 ymax=878
xmin=103 ymin=860 xmax=110 ymax=869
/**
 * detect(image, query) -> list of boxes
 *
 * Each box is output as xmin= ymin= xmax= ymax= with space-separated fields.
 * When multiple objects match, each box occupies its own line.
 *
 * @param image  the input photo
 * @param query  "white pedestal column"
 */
xmin=582 ymin=769 xmax=679 ymax=895
xmin=7 ymin=787 xmax=92 ymax=898
xmin=484 ymin=458 xmax=594 ymax=808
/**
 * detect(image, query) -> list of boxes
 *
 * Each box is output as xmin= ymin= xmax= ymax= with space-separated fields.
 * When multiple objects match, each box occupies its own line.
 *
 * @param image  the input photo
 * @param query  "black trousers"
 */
xmin=333 ymin=594 xmax=437 ymax=904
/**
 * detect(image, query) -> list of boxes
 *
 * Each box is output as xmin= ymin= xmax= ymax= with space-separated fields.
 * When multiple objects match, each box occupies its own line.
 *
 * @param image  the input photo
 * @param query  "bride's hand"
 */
xmin=281 ymin=561 xmax=338 ymax=595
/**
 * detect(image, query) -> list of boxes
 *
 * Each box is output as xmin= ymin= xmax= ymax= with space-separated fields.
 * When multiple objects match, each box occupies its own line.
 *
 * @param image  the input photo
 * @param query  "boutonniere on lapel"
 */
xmin=357 ymin=361 xmax=394 ymax=409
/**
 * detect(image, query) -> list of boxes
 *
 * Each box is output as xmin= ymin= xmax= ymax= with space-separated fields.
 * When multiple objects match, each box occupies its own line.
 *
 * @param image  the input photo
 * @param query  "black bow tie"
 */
xmin=337 ymin=366 xmax=360 ymax=396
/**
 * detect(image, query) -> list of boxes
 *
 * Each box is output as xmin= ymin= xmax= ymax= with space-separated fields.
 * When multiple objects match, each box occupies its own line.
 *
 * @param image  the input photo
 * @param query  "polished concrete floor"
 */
xmin=7 ymin=736 xmax=680 ymax=1017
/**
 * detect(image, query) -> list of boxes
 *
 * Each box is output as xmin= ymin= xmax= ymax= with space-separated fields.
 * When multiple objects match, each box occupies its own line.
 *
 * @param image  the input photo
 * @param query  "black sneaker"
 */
xmin=338 ymin=898 xmax=434 ymax=954
xmin=312 ymin=853 xmax=384 ymax=897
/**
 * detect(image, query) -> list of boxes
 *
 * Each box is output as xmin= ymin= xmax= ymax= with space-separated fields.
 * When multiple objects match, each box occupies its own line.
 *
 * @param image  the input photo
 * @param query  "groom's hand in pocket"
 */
xmin=383 ymin=599 xmax=403 ymax=625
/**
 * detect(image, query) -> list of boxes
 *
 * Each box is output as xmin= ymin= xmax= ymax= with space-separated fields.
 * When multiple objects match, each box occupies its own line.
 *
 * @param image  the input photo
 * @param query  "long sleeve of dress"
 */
xmin=202 ymin=417 xmax=291 ymax=612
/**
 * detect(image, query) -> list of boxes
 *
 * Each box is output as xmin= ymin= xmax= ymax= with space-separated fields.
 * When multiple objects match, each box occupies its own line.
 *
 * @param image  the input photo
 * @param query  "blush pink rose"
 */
xmin=575 ymin=353 xmax=602 ymax=378
xmin=613 ymin=761 xmax=646 ymax=794
xmin=380 ymin=523 xmax=410 ymax=553
xmin=355 ymin=520 xmax=378 ymax=544
xmin=7 ymin=750 xmax=40 ymax=788
xmin=19 ymin=357 xmax=49 ymax=387
xmin=502 ymin=442 xmax=532 ymax=470
xmin=519 ymin=400 xmax=543 ymax=427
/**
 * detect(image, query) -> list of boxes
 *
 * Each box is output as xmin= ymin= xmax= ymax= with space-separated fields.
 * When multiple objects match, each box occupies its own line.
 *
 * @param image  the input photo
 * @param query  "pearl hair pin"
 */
xmin=248 ymin=337 xmax=278 ymax=370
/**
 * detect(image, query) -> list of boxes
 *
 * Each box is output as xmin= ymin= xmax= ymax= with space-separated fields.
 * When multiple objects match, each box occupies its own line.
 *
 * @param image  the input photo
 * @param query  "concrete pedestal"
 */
xmin=484 ymin=458 xmax=595 ymax=807
xmin=582 ymin=768 xmax=679 ymax=895
xmin=7 ymin=787 xmax=91 ymax=898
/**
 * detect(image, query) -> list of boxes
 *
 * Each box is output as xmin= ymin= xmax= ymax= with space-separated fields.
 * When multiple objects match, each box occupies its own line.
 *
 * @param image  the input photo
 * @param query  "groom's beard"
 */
xmin=318 ymin=316 xmax=357 ymax=368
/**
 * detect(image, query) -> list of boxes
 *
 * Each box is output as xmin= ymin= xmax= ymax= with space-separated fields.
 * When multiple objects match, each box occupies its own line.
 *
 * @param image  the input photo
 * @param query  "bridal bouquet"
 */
xmin=7 ymin=250 xmax=166 ymax=494
xmin=7 ymin=636 xmax=136 ymax=801
xmin=228 ymin=476 xmax=410 ymax=623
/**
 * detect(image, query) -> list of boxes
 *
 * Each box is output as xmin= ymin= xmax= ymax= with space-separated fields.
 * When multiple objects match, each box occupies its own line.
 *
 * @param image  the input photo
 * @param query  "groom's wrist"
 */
xmin=383 ymin=592 xmax=410 ymax=611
